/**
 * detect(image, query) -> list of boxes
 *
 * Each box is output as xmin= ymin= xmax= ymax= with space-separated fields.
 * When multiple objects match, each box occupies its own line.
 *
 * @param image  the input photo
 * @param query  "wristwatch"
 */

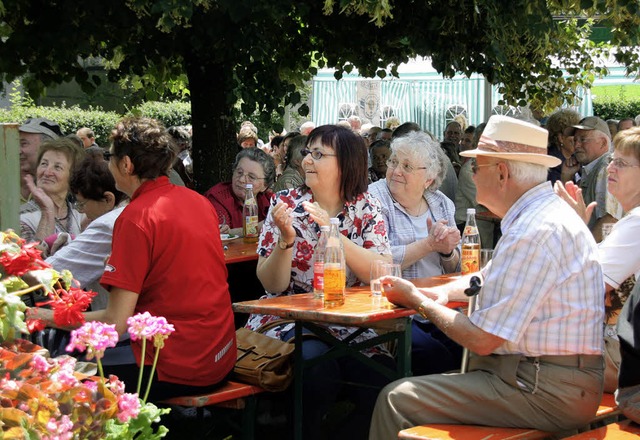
xmin=278 ymin=237 xmax=294 ymax=250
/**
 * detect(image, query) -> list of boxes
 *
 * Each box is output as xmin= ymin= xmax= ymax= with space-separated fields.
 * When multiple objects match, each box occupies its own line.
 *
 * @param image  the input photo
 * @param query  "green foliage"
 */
xmin=133 ymin=101 xmax=192 ymax=128
xmin=592 ymin=85 xmax=640 ymax=120
xmin=104 ymin=402 xmax=170 ymax=440
xmin=593 ymin=100 xmax=640 ymax=121
xmin=2 ymin=0 xmax=640 ymax=189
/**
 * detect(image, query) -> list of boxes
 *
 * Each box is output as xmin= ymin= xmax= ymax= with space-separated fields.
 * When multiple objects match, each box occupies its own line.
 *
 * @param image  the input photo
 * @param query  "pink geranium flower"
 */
xmin=66 ymin=321 xmax=119 ymax=360
xmin=117 ymin=393 xmax=141 ymax=422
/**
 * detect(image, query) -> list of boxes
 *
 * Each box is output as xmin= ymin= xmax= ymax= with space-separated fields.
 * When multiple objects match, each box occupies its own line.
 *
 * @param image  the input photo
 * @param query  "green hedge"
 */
xmin=593 ymin=100 xmax=640 ymax=121
xmin=0 ymin=100 xmax=192 ymax=147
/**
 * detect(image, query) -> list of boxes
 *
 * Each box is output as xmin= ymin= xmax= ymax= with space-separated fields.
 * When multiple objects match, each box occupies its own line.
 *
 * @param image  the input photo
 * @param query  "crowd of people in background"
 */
xmin=16 ymin=106 xmax=640 ymax=439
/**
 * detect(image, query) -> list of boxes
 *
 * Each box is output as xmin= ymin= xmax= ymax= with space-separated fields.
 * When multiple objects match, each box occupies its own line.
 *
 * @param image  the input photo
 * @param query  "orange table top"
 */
xmin=232 ymin=274 xmax=464 ymax=326
xmin=223 ymin=239 xmax=259 ymax=264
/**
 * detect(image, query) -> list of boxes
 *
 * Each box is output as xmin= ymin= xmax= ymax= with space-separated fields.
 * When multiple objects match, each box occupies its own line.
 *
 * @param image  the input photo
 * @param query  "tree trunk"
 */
xmin=185 ymin=53 xmax=237 ymax=194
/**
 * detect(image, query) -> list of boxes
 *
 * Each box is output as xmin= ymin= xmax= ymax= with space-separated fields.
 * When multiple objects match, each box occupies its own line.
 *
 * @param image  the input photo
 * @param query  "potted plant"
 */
xmin=0 ymin=230 xmax=171 ymax=439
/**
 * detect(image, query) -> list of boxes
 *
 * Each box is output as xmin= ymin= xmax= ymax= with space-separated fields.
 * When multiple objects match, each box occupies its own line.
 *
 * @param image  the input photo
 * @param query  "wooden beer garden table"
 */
xmin=232 ymin=273 xmax=463 ymax=440
xmin=222 ymin=238 xmax=259 ymax=264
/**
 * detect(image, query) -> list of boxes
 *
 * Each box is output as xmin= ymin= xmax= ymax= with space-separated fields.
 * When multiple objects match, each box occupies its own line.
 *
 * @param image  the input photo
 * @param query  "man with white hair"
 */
xmin=299 ymin=121 xmax=316 ymax=136
xmin=348 ymin=114 xmax=362 ymax=132
xmin=564 ymin=116 xmax=615 ymax=236
xmin=369 ymin=116 xmax=604 ymax=438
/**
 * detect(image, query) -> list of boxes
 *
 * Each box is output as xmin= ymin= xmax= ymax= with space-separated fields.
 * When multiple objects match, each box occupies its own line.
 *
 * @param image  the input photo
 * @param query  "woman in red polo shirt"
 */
xmin=34 ymin=117 xmax=236 ymax=402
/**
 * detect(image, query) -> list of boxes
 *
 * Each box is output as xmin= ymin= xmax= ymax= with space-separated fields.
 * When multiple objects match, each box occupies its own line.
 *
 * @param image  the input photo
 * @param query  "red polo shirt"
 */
xmin=101 ymin=177 xmax=235 ymax=386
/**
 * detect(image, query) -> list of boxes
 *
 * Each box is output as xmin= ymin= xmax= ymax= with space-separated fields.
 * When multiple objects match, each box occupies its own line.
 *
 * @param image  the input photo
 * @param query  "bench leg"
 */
xmin=241 ymin=395 xmax=257 ymax=440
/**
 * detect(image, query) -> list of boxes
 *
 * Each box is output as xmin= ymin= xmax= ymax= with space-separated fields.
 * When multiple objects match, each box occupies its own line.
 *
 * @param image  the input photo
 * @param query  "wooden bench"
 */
xmin=591 ymin=393 xmax=621 ymax=424
xmin=160 ymin=380 xmax=265 ymax=440
xmin=562 ymin=420 xmax=640 ymax=439
xmin=398 ymin=424 xmax=550 ymax=439
xmin=397 ymin=393 xmax=618 ymax=440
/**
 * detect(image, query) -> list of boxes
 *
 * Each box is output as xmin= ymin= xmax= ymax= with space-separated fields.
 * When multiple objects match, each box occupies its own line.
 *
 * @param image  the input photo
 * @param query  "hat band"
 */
xmin=479 ymin=135 xmax=546 ymax=155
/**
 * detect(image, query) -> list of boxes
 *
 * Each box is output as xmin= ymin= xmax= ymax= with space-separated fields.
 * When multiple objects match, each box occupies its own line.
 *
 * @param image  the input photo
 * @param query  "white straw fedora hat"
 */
xmin=460 ymin=115 xmax=561 ymax=168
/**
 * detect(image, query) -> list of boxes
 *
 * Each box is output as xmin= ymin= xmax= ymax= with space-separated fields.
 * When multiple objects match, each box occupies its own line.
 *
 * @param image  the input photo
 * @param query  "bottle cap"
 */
xmin=245 ymin=183 xmax=253 ymax=189
xmin=320 ymin=226 xmax=330 ymax=231
xmin=467 ymin=208 xmax=476 ymax=214
xmin=329 ymin=218 xmax=339 ymax=225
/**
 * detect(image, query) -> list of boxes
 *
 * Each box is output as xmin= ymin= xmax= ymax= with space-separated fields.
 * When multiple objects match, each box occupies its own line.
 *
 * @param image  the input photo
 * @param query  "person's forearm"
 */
xmin=440 ymin=248 xmax=461 ymax=273
xmin=342 ymin=236 xmax=391 ymax=283
xmin=256 ymin=250 xmax=294 ymax=293
xmin=35 ymin=211 xmax=56 ymax=241
xmin=417 ymin=298 xmax=503 ymax=355
xmin=399 ymin=239 xmax=432 ymax=269
xmin=437 ymin=273 xmax=475 ymax=302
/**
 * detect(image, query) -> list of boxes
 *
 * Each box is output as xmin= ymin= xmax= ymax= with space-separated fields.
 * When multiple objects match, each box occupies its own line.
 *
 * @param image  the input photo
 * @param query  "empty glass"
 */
xmin=480 ymin=249 xmax=493 ymax=269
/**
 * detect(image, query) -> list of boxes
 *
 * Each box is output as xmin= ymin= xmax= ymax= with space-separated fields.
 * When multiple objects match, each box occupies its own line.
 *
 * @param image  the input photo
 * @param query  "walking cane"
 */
xmin=460 ymin=276 xmax=482 ymax=373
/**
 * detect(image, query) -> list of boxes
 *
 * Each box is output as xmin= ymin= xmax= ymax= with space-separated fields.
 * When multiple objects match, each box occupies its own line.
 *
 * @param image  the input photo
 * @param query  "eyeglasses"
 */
xmin=386 ymin=158 xmax=427 ymax=174
xmin=103 ymin=151 xmax=114 ymax=161
xmin=73 ymin=199 xmax=88 ymax=212
xmin=301 ymin=149 xmax=337 ymax=160
xmin=233 ymin=168 xmax=265 ymax=183
xmin=607 ymin=156 xmax=640 ymax=169
xmin=471 ymin=159 xmax=499 ymax=174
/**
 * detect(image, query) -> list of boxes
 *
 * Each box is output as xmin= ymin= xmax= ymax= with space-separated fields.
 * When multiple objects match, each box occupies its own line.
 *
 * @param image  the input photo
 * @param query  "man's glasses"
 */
xmin=301 ymin=149 xmax=337 ymax=160
xmin=386 ymin=158 xmax=426 ymax=174
xmin=233 ymin=168 xmax=265 ymax=183
xmin=471 ymin=159 xmax=498 ymax=174
xmin=607 ymin=156 xmax=640 ymax=169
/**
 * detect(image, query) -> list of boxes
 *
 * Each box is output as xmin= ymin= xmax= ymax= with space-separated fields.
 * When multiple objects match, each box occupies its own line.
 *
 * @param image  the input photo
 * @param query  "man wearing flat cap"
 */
xmin=369 ymin=116 xmax=604 ymax=438
xmin=19 ymin=117 xmax=64 ymax=202
xmin=563 ymin=116 xmax=616 ymax=237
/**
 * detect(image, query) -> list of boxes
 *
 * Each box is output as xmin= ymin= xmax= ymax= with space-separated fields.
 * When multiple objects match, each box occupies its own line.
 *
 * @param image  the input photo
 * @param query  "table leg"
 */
xmin=396 ymin=317 xmax=412 ymax=377
xmin=294 ymin=321 xmax=304 ymax=440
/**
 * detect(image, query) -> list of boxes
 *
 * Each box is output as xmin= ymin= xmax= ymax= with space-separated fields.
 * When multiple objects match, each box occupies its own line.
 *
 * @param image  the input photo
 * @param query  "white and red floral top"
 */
xmin=246 ymin=187 xmax=392 ymax=356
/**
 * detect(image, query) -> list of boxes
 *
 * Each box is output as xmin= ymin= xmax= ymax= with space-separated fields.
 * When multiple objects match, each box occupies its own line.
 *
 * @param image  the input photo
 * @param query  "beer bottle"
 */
xmin=461 ymin=208 xmax=481 ymax=274
xmin=313 ymin=226 xmax=330 ymax=299
xmin=323 ymin=218 xmax=346 ymax=307
xmin=242 ymin=183 xmax=259 ymax=243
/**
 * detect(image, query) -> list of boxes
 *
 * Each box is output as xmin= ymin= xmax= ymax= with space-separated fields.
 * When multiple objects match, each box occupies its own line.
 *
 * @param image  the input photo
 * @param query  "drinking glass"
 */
xmin=370 ymin=261 xmax=402 ymax=296
xmin=370 ymin=260 xmax=386 ymax=296
xmin=480 ymin=249 xmax=493 ymax=269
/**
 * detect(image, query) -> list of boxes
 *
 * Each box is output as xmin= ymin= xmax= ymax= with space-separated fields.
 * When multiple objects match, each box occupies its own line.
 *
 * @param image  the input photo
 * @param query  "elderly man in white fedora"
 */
xmin=369 ymin=115 xmax=605 ymax=439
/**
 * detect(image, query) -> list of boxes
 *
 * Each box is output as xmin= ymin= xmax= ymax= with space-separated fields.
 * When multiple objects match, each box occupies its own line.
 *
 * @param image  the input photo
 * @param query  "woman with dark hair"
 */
xmin=249 ymin=125 xmax=392 ymax=439
xmin=546 ymin=108 xmax=581 ymax=184
xmin=204 ymin=147 xmax=275 ymax=235
xmin=20 ymin=137 xmax=86 ymax=247
xmin=71 ymin=155 xmax=126 ymax=223
xmin=30 ymin=117 xmax=236 ymax=401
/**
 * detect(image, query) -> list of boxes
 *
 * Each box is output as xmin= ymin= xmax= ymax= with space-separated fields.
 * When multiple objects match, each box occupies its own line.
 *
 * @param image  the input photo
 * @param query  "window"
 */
xmin=338 ymin=103 xmax=357 ymax=121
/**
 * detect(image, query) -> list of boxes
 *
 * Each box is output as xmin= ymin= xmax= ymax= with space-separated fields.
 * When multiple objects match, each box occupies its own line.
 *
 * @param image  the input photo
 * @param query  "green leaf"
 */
xmin=298 ymin=103 xmax=309 ymax=117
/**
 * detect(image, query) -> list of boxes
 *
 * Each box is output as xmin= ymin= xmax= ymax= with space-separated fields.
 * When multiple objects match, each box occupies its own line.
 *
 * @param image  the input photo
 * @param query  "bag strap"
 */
xmin=255 ymin=319 xmax=295 ymax=336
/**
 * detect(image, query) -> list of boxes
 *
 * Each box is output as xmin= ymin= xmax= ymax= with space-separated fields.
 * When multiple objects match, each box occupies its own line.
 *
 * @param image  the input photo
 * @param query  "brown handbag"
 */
xmin=233 ymin=324 xmax=295 ymax=392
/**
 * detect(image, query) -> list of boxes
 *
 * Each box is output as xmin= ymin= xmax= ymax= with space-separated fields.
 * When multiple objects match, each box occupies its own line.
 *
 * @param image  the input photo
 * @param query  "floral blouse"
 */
xmin=246 ymin=187 xmax=392 ymax=356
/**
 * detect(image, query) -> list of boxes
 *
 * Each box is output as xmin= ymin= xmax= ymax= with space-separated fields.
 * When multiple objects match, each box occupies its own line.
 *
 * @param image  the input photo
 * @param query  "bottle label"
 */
xmin=244 ymin=215 xmax=259 ymax=237
xmin=461 ymin=245 xmax=480 ymax=274
xmin=463 ymin=225 xmax=478 ymax=236
xmin=313 ymin=262 xmax=324 ymax=290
